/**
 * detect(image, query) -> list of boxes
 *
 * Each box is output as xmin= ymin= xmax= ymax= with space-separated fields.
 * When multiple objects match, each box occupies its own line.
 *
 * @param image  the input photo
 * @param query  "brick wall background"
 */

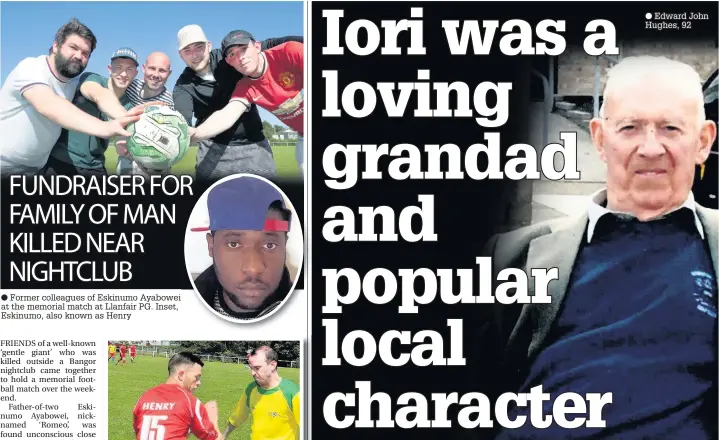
xmin=557 ymin=40 xmax=718 ymax=96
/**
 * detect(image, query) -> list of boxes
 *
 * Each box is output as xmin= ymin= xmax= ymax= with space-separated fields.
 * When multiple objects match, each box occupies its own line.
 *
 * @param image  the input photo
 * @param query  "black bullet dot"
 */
xmin=1 ymin=295 xmax=7 ymax=301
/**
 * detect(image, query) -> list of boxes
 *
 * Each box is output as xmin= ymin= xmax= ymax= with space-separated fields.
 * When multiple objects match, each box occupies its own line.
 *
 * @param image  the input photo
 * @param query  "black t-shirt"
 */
xmin=173 ymin=36 xmax=303 ymax=146
xmin=194 ymin=265 xmax=292 ymax=321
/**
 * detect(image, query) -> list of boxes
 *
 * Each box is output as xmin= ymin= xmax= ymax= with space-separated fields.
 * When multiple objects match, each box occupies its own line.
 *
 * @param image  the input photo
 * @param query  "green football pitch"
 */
xmin=108 ymin=355 xmax=301 ymax=440
xmin=103 ymin=143 xmax=300 ymax=178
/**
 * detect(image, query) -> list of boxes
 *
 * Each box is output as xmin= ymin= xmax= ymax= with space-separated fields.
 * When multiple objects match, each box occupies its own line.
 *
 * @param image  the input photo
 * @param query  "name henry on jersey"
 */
xmin=140 ymin=402 xmax=177 ymax=411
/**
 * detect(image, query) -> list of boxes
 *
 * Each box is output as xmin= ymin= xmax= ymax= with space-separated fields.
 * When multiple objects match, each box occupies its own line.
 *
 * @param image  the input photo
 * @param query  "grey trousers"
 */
xmin=195 ymin=138 xmax=277 ymax=183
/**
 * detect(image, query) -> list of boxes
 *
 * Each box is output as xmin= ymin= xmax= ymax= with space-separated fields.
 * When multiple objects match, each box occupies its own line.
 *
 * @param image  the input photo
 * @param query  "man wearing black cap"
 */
xmin=173 ymin=24 xmax=302 ymax=183
xmin=192 ymin=30 xmax=304 ymax=177
xmin=41 ymin=47 xmax=143 ymax=176
xmin=191 ymin=176 xmax=297 ymax=321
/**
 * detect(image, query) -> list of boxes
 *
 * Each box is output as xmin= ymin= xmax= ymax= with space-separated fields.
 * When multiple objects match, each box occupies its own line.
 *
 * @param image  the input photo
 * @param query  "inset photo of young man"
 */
xmin=185 ymin=174 xmax=303 ymax=323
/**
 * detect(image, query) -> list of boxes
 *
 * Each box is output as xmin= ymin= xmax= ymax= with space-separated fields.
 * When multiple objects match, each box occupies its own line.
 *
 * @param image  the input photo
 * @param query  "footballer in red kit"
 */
xmin=133 ymin=352 xmax=223 ymax=440
xmin=130 ymin=344 xmax=137 ymax=363
xmin=117 ymin=344 xmax=127 ymax=366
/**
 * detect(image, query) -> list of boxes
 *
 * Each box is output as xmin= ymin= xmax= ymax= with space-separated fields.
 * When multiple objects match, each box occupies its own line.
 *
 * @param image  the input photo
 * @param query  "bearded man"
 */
xmin=0 ymin=18 xmax=142 ymax=176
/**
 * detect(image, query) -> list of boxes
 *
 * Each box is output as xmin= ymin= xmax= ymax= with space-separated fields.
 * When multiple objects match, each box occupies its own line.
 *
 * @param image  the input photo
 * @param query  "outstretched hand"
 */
xmin=104 ymin=113 xmax=141 ymax=138
xmin=126 ymin=104 xmax=147 ymax=117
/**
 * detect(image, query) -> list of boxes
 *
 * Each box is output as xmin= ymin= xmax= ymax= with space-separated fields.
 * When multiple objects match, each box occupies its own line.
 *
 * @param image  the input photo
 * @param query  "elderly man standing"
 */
xmin=481 ymin=56 xmax=717 ymax=439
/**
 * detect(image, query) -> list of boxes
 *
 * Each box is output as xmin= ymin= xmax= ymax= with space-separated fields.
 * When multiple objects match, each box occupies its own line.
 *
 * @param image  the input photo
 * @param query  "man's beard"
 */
xmin=55 ymin=52 xmax=86 ymax=78
xmin=224 ymin=284 xmax=274 ymax=311
xmin=214 ymin=258 xmax=284 ymax=312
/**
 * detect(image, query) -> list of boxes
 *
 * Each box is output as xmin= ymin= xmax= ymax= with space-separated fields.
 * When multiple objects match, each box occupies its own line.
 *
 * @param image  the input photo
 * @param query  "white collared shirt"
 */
xmin=586 ymin=188 xmax=705 ymax=243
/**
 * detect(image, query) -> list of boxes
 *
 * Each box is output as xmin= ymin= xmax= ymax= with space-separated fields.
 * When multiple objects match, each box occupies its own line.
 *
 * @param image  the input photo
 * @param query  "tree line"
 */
xmin=263 ymin=120 xmax=288 ymax=140
xmin=177 ymin=340 xmax=300 ymax=362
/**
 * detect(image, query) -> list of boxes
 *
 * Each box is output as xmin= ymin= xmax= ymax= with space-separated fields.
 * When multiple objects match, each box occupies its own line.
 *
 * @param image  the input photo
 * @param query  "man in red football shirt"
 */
xmin=130 ymin=344 xmax=137 ymax=363
xmin=189 ymin=30 xmax=304 ymax=177
xmin=116 ymin=344 xmax=127 ymax=366
xmin=133 ymin=352 xmax=224 ymax=440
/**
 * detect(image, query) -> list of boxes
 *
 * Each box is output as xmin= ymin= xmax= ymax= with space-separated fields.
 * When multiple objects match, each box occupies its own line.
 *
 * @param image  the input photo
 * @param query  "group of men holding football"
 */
xmin=0 ymin=18 xmax=305 ymax=182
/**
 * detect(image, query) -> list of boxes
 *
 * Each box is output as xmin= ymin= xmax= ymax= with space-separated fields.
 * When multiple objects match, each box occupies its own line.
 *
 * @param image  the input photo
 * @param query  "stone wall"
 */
xmin=557 ymin=40 xmax=718 ymax=96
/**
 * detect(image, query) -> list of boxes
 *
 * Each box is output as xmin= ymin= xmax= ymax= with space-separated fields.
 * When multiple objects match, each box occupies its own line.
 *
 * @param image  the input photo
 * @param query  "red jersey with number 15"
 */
xmin=231 ymin=41 xmax=304 ymax=136
xmin=133 ymin=384 xmax=218 ymax=440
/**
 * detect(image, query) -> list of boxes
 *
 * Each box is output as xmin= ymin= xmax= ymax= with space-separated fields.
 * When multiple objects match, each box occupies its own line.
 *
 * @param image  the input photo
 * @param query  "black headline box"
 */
xmin=1 ymin=176 xmax=304 ymax=290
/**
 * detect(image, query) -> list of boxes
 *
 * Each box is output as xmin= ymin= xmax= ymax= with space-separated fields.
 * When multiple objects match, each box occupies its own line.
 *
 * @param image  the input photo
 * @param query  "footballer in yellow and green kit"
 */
xmin=227 ymin=377 xmax=300 ymax=440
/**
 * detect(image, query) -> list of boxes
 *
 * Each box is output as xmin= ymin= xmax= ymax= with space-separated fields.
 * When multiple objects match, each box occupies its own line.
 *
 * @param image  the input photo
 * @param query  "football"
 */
xmin=125 ymin=105 xmax=190 ymax=170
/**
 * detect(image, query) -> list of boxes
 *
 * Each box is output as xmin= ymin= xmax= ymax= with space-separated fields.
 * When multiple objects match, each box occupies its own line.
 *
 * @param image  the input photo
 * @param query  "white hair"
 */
xmin=599 ymin=55 xmax=706 ymax=125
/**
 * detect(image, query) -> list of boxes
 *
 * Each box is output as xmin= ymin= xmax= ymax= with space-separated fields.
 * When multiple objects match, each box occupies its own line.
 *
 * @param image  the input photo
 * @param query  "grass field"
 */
xmin=104 ymin=143 xmax=300 ymax=178
xmin=108 ymin=355 xmax=301 ymax=440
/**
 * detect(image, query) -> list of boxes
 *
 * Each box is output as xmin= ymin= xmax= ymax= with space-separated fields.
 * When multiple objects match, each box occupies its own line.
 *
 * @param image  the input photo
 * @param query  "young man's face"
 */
xmin=207 ymin=210 xmax=287 ymax=311
xmin=108 ymin=58 xmax=138 ymax=90
xmin=179 ymin=42 xmax=211 ymax=73
xmin=179 ymin=363 xmax=202 ymax=393
xmin=225 ymin=41 xmax=262 ymax=76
